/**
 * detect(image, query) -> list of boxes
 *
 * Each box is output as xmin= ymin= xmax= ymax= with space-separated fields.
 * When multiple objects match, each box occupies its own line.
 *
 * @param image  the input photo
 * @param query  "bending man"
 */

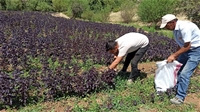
xmin=105 ymin=32 xmax=149 ymax=84
xmin=160 ymin=14 xmax=200 ymax=105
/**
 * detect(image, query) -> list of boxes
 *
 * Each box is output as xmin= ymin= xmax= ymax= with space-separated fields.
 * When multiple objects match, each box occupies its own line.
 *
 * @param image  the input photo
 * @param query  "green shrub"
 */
xmin=0 ymin=0 xmax=6 ymax=10
xmin=71 ymin=2 xmax=84 ymax=18
xmin=178 ymin=0 xmax=200 ymax=27
xmin=120 ymin=0 xmax=137 ymax=23
xmin=36 ymin=1 xmax=53 ymax=11
xmin=110 ymin=0 xmax=124 ymax=12
xmin=66 ymin=0 xmax=88 ymax=19
xmin=24 ymin=0 xmax=38 ymax=11
xmin=81 ymin=9 xmax=94 ymax=21
xmin=88 ymin=0 xmax=117 ymax=13
xmin=88 ymin=0 xmax=105 ymax=12
xmin=82 ymin=6 xmax=111 ymax=22
xmin=0 ymin=4 xmax=3 ymax=10
xmin=52 ymin=0 xmax=69 ymax=12
xmin=23 ymin=0 xmax=53 ymax=11
xmin=102 ymin=0 xmax=119 ymax=11
xmin=5 ymin=0 xmax=23 ymax=10
xmin=91 ymin=9 xmax=110 ymax=22
xmin=137 ymin=0 xmax=178 ymax=25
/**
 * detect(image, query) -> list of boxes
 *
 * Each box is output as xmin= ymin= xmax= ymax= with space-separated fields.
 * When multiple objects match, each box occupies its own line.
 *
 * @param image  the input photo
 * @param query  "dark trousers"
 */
xmin=121 ymin=44 xmax=149 ymax=79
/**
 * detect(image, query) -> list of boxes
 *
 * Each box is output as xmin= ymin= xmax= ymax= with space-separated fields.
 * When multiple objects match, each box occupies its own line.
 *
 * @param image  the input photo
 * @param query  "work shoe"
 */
xmin=170 ymin=97 xmax=183 ymax=105
xmin=118 ymin=70 xmax=127 ymax=74
xmin=129 ymin=72 xmax=140 ymax=80
xmin=127 ymin=79 xmax=133 ymax=85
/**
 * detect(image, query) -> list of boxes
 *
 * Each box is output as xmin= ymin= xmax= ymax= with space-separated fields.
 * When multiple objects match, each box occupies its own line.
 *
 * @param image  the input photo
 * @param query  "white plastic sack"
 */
xmin=154 ymin=60 xmax=182 ymax=92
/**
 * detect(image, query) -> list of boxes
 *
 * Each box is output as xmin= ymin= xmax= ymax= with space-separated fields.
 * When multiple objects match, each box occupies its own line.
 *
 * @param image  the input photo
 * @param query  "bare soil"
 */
xmin=51 ymin=13 xmax=70 ymax=19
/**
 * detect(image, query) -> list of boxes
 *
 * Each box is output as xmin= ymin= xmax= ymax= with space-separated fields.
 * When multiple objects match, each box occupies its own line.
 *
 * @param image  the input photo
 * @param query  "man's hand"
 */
xmin=103 ymin=67 xmax=110 ymax=72
xmin=167 ymin=54 xmax=176 ymax=63
xmin=113 ymin=68 xmax=118 ymax=72
xmin=104 ymin=67 xmax=117 ymax=72
xmin=109 ymin=56 xmax=123 ymax=70
xmin=167 ymin=42 xmax=191 ymax=63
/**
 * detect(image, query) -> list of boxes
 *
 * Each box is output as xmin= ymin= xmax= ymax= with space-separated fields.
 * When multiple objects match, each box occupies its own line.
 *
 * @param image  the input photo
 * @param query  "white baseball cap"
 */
xmin=160 ymin=14 xmax=176 ymax=28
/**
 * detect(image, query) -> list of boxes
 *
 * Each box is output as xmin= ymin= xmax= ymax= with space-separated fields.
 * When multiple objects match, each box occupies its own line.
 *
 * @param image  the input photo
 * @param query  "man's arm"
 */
xmin=108 ymin=56 xmax=124 ymax=69
xmin=167 ymin=42 xmax=191 ymax=62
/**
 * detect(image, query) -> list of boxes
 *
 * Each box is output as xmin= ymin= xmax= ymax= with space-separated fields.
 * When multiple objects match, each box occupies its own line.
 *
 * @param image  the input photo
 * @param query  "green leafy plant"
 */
xmin=5 ymin=0 xmax=23 ymax=10
xmin=27 ymin=56 xmax=42 ymax=70
xmin=23 ymin=0 xmax=38 ymax=11
xmin=71 ymin=1 xmax=84 ymax=19
xmin=47 ymin=58 xmax=61 ymax=71
xmin=52 ymin=0 xmax=69 ymax=12
xmin=36 ymin=1 xmax=53 ymax=11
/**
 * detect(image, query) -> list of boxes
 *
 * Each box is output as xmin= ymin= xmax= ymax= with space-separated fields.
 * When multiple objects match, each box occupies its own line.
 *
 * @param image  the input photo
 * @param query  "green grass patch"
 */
xmin=119 ymin=22 xmax=174 ymax=38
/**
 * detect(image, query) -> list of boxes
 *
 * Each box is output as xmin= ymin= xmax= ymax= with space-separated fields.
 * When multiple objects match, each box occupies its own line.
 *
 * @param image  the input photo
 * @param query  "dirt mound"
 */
xmin=51 ymin=12 xmax=70 ymax=19
xmin=108 ymin=11 xmax=190 ymax=26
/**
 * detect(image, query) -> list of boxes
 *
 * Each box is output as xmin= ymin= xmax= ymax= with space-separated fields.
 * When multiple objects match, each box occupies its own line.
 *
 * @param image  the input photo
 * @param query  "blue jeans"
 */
xmin=176 ymin=47 xmax=200 ymax=100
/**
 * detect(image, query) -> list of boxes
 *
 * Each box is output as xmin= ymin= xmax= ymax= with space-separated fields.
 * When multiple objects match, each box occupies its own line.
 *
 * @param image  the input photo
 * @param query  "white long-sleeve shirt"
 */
xmin=173 ymin=20 xmax=200 ymax=49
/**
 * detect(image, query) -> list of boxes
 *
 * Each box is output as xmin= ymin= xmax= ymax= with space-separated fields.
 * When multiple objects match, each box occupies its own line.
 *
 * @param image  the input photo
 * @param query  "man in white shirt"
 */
xmin=160 ymin=14 xmax=200 ymax=105
xmin=106 ymin=32 xmax=149 ymax=84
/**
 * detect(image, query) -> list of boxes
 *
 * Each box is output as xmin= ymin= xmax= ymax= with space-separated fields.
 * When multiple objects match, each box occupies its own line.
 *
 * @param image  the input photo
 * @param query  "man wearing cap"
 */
xmin=160 ymin=14 xmax=200 ymax=104
xmin=105 ymin=32 xmax=149 ymax=84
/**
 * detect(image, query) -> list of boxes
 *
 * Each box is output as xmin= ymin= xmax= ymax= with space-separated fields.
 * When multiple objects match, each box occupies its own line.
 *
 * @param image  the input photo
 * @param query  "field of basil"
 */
xmin=0 ymin=11 xmax=200 ymax=112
